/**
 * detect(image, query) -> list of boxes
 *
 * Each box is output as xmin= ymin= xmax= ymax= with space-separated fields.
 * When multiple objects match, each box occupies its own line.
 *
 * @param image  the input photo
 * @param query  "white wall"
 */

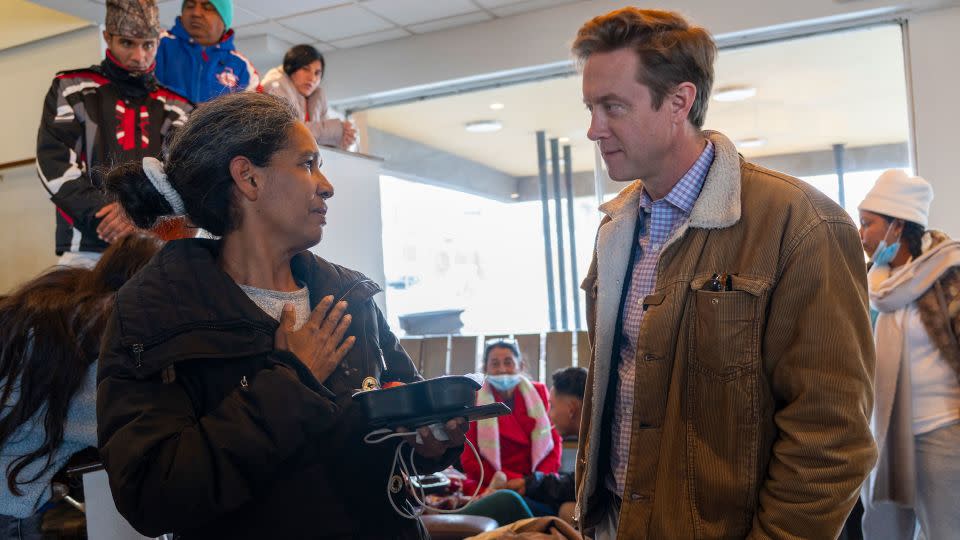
xmin=308 ymin=148 xmax=388 ymax=313
xmin=907 ymin=5 xmax=960 ymax=236
xmin=0 ymin=26 xmax=100 ymax=163
xmin=0 ymin=26 xmax=100 ymax=292
xmin=0 ymin=164 xmax=58 ymax=292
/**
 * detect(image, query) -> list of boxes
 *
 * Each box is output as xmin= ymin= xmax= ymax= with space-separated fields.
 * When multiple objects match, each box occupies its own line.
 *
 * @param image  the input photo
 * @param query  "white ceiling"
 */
xmin=29 ymin=0 xmax=582 ymax=52
xmin=363 ymin=24 xmax=911 ymax=177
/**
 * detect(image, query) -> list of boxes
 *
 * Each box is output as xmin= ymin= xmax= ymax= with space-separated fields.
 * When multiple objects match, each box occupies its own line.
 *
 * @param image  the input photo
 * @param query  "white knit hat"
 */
xmin=857 ymin=169 xmax=933 ymax=227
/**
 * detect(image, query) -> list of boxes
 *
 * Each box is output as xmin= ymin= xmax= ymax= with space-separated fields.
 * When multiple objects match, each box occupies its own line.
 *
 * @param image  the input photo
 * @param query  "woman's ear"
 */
xmin=229 ymin=156 xmax=259 ymax=201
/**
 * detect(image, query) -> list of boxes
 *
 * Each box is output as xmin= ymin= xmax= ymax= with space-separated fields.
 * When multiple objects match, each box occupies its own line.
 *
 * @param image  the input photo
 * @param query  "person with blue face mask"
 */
xmin=857 ymin=169 xmax=960 ymax=540
xmin=460 ymin=339 xmax=563 ymax=515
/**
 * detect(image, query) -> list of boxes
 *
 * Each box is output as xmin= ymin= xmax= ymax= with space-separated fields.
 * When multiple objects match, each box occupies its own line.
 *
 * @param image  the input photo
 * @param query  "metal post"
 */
xmin=563 ymin=144 xmax=582 ymax=330
xmin=551 ymin=138 xmax=568 ymax=330
xmin=593 ymin=146 xmax=606 ymax=208
xmin=833 ymin=143 xmax=846 ymax=210
xmin=537 ymin=131 xmax=558 ymax=330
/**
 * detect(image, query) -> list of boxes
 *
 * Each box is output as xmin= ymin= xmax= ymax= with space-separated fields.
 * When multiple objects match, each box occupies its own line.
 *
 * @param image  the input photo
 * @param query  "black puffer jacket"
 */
xmin=97 ymin=239 xmax=455 ymax=539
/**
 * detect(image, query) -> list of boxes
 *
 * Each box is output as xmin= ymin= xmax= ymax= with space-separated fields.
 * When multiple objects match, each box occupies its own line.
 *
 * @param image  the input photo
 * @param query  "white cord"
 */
xmin=363 ymin=427 xmax=485 ymax=520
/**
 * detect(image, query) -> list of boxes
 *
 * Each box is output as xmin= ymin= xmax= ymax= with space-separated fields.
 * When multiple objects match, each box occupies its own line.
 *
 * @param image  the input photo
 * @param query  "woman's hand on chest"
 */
xmin=274 ymin=295 xmax=356 ymax=383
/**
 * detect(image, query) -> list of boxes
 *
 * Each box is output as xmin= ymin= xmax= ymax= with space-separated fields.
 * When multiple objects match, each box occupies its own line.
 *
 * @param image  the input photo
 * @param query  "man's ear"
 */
xmin=572 ymin=398 xmax=583 ymax=417
xmin=669 ymin=82 xmax=698 ymax=125
xmin=229 ymin=156 xmax=259 ymax=201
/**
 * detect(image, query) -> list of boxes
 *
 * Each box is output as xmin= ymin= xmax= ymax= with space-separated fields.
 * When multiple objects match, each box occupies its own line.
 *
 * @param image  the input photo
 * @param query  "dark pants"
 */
xmin=0 ymin=514 xmax=44 ymax=540
xmin=523 ymin=496 xmax=557 ymax=517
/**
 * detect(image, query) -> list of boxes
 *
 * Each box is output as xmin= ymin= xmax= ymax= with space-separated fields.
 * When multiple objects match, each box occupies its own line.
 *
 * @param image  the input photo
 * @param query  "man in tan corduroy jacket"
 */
xmin=574 ymin=8 xmax=877 ymax=539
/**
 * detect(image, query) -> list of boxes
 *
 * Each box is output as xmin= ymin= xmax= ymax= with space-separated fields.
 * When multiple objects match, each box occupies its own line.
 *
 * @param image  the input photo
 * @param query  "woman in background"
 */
xmin=262 ymin=44 xmax=356 ymax=150
xmin=858 ymin=169 xmax=960 ymax=540
xmin=0 ymin=234 xmax=162 ymax=537
xmin=461 ymin=338 xmax=562 ymax=515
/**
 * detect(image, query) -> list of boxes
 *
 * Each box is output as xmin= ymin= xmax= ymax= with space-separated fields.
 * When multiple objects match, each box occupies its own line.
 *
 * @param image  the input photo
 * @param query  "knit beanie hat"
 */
xmin=207 ymin=0 xmax=234 ymax=29
xmin=858 ymin=169 xmax=933 ymax=227
xmin=105 ymin=0 xmax=160 ymax=39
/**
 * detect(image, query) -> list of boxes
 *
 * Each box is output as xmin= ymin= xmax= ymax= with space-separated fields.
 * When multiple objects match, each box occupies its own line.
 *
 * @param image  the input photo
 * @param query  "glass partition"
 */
xmin=357 ymin=23 xmax=910 ymax=335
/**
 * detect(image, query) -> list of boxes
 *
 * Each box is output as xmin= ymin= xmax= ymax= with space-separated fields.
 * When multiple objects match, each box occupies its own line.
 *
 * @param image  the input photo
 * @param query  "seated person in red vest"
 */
xmin=36 ymin=0 xmax=194 ymax=268
xmin=502 ymin=366 xmax=586 ymax=515
xmin=461 ymin=338 xmax=562 ymax=514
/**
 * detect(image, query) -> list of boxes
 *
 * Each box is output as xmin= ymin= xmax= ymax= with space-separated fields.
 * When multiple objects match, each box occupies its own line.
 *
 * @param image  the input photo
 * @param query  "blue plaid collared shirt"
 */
xmin=607 ymin=140 xmax=715 ymax=496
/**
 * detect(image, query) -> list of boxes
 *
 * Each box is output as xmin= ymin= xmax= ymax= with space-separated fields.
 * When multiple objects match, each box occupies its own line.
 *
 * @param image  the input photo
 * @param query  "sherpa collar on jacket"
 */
xmin=598 ymin=130 xmax=743 ymax=235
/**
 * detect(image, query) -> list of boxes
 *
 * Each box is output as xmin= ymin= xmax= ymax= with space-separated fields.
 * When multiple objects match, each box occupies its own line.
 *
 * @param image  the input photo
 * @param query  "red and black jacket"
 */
xmin=36 ymin=53 xmax=194 ymax=255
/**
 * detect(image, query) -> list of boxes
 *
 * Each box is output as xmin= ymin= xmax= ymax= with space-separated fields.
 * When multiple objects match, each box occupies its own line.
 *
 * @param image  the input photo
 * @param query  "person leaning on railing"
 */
xmin=261 ymin=44 xmax=356 ymax=151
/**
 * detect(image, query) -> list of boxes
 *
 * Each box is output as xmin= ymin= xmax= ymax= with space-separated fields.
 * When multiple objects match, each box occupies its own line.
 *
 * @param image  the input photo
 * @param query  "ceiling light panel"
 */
xmin=465 ymin=120 xmax=503 ymax=133
xmin=408 ymin=11 xmax=493 ymax=35
xmin=734 ymin=137 xmax=767 ymax=148
xmin=236 ymin=0 xmax=346 ymax=19
xmin=330 ymin=27 xmax=411 ymax=49
xmin=278 ymin=4 xmax=393 ymax=42
xmin=362 ymin=0 xmax=479 ymax=26
xmin=713 ymin=85 xmax=758 ymax=102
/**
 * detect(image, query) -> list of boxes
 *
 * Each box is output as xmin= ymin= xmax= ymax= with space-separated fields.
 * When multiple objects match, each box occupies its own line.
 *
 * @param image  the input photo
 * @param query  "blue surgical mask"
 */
xmin=872 ymin=222 xmax=901 ymax=267
xmin=487 ymin=374 xmax=522 ymax=393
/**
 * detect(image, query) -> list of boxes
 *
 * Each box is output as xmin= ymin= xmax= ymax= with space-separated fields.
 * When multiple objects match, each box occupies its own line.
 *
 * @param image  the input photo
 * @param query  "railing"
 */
xmin=399 ymin=330 xmax=590 ymax=385
xmin=0 ymin=157 xmax=36 ymax=182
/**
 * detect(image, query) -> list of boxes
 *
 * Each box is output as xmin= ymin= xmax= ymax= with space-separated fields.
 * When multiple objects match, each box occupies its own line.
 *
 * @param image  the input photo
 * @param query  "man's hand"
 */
xmin=95 ymin=202 xmax=136 ymax=243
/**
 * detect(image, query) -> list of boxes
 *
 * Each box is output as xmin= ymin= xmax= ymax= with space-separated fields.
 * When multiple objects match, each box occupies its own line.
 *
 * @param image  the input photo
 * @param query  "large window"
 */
xmin=379 ymin=175 xmax=599 ymax=334
xmin=359 ymin=23 xmax=911 ymax=335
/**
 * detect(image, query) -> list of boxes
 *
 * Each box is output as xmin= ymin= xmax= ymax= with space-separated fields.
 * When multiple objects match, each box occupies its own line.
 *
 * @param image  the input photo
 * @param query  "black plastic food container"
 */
xmin=353 ymin=375 xmax=483 ymax=425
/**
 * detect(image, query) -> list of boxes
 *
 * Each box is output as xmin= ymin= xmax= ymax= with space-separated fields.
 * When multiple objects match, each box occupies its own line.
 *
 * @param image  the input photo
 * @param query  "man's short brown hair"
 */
xmin=572 ymin=8 xmax=716 ymax=128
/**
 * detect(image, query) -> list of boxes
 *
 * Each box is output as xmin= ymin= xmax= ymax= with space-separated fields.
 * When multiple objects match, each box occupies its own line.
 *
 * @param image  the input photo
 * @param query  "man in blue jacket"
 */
xmin=155 ymin=0 xmax=259 ymax=103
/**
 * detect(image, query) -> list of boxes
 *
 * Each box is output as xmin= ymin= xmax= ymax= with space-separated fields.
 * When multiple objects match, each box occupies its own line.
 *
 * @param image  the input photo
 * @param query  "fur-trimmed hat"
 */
xmin=105 ymin=0 xmax=160 ymax=39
